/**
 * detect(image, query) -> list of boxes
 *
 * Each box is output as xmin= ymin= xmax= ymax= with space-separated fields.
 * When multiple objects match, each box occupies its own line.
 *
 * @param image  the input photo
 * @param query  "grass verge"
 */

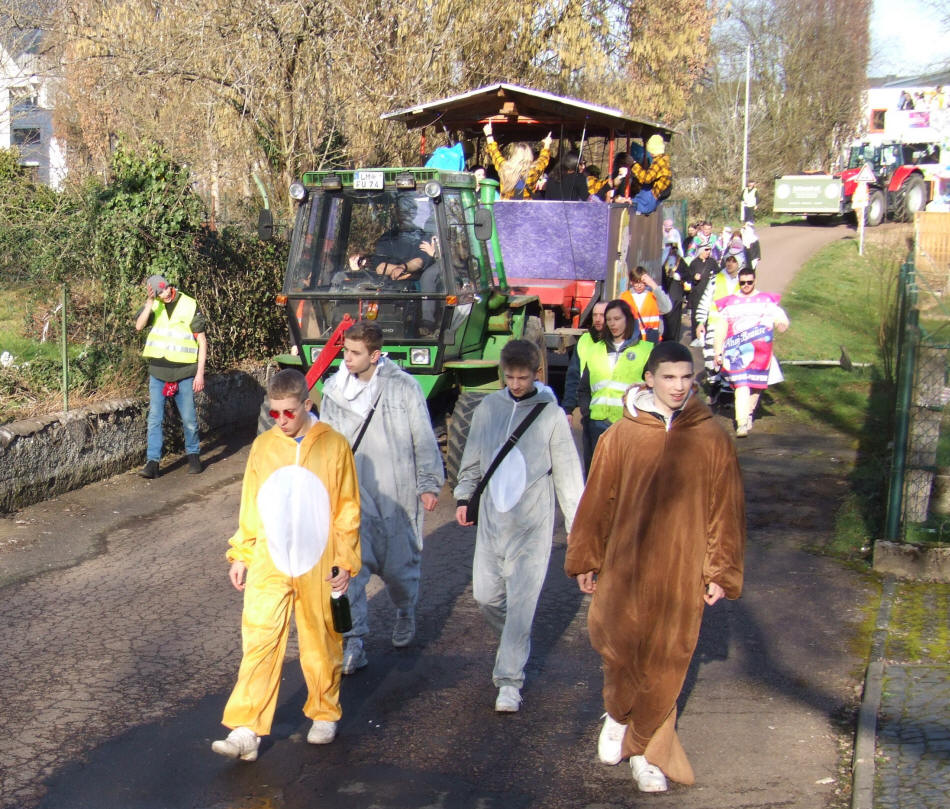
xmin=768 ymin=237 xmax=901 ymax=559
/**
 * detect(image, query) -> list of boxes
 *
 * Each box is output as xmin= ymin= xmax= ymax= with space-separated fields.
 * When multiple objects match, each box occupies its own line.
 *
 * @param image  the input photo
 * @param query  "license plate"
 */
xmin=353 ymin=171 xmax=384 ymax=190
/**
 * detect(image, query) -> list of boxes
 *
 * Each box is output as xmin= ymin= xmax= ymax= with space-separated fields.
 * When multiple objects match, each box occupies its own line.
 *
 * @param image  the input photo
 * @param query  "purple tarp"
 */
xmin=492 ymin=201 xmax=610 ymax=281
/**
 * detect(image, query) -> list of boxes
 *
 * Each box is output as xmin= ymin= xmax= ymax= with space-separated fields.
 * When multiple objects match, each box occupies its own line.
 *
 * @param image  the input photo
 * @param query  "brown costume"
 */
xmin=565 ymin=387 xmax=745 ymax=784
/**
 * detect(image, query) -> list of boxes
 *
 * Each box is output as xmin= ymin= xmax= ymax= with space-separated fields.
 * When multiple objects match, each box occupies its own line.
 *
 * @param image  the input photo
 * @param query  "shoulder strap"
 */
xmin=468 ymin=401 xmax=547 ymax=502
xmin=351 ymin=388 xmax=384 ymax=453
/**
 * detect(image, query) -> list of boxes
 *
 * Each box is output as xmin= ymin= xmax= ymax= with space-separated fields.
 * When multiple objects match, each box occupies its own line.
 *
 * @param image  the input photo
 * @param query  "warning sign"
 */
xmin=855 ymin=163 xmax=876 ymax=184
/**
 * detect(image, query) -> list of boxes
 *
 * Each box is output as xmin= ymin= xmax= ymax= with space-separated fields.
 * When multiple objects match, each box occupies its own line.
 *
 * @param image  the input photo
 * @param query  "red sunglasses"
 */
xmin=268 ymin=404 xmax=303 ymax=419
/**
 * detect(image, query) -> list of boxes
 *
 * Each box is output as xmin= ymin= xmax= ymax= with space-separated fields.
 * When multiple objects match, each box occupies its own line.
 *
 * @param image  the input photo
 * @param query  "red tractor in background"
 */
xmin=840 ymin=137 xmax=944 ymax=226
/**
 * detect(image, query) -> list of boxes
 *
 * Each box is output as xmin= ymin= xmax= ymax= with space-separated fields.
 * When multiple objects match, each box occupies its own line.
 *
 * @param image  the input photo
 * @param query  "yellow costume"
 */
xmin=221 ymin=416 xmax=361 ymax=736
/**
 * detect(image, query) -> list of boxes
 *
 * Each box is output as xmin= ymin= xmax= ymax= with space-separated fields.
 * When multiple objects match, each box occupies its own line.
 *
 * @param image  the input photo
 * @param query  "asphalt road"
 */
xmin=0 ymin=223 xmax=872 ymax=809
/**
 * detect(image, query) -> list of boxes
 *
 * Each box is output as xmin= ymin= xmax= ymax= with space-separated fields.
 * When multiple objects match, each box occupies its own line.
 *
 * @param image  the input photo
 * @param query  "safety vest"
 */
xmin=142 ymin=293 xmax=200 ymax=364
xmin=575 ymin=332 xmax=596 ymax=373
xmin=588 ymin=340 xmax=653 ymax=422
xmin=708 ymin=273 xmax=741 ymax=330
xmin=620 ymin=290 xmax=662 ymax=340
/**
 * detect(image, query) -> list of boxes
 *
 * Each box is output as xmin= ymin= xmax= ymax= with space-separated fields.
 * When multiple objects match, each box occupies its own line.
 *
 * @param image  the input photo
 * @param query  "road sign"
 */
xmin=855 ymin=163 xmax=876 ymax=184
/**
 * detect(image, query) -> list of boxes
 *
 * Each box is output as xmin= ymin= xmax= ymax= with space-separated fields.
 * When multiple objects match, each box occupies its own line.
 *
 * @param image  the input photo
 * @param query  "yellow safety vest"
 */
xmin=707 ymin=273 xmax=740 ymax=331
xmin=575 ymin=332 xmax=596 ymax=374
xmin=142 ymin=293 xmax=200 ymax=364
xmin=588 ymin=340 xmax=652 ymax=422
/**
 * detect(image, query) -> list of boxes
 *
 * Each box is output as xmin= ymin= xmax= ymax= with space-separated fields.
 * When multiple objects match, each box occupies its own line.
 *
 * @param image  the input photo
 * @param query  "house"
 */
xmin=0 ymin=29 xmax=65 ymax=189
xmin=863 ymin=69 xmax=950 ymax=144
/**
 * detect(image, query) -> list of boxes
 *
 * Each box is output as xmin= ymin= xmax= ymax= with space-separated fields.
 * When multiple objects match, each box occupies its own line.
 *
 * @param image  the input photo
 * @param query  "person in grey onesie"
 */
xmin=454 ymin=339 xmax=584 ymax=712
xmin=320 ymin=321 xmax=444 ymax=673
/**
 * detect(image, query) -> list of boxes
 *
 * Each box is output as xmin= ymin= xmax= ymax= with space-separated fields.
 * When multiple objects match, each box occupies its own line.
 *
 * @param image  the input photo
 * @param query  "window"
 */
xmin=10 ymin=87 xmax=38 ymax=113
xmin=869 ymin=109 xmax=886 ymax=132
xmin=12 ymin=128 xmax=41 ymax=146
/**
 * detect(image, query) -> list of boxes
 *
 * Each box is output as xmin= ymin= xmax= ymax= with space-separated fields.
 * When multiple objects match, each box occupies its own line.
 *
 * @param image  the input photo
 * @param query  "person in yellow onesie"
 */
xmin=212 ymin=369 xmax=361 ymax=762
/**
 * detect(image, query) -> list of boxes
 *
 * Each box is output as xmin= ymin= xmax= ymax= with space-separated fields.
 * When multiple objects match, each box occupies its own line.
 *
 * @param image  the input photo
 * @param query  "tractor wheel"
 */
xmin=864 ymin=189 xmax=885 ymax=227
xmin=523 ymin=315 xmax=548 ymax=384
xmin=894 ymin=174 xmax=927 ymax=222
xmin=445 ymin=390 xmax=487 ymax=489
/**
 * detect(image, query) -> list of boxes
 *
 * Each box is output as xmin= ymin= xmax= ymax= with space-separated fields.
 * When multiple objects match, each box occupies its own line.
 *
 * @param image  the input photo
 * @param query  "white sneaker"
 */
xmin=341 ymin=637 xmax=367 ymax=675
xmin=597 ymin=713 xmax=626 ymax=765
xmin=630 ymin=755 xmax=668 ymax=792
xmin=736 ymin=420 xmax=750 ymax=437
xmin=307 ymin=719 xmax=338 ymax=745
xmin=211 ymin=726 xmax=260 ymax=761
xmin=494 ymin=685 xmax=522 ymax=713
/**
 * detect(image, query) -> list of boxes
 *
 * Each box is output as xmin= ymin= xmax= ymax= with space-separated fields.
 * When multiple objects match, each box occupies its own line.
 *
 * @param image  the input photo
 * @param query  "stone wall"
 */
xmin=0 ymin=370 xmax=265 ymax=513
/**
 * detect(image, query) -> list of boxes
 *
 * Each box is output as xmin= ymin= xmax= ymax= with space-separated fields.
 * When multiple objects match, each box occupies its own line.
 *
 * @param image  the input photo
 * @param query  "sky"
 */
xmin=869 ymin=0 xmax=950 ymax=77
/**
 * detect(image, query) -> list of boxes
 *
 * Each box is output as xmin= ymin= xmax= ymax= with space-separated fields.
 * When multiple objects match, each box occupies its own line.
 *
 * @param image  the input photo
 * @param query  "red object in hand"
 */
xmin=162 ymin=381 xmax=179 ymax=397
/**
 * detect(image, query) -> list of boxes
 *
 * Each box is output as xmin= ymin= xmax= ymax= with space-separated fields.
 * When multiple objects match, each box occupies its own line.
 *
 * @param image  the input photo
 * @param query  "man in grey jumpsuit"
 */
xmin=454 ymin=340 xmax=584 ymax=712
xmin=320 ymin=321 xmax=444 ymax=673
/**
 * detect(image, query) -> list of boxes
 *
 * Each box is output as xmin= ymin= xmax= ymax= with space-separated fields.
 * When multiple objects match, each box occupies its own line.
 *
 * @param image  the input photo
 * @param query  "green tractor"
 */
xmin=267 ymin=165 xmax=544 ymax=484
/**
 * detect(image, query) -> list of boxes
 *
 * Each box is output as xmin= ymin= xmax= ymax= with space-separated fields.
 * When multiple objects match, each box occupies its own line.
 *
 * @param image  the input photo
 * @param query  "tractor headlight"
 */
xmin=289 ymin=182 xmax=308 ymax=201
xmin=410 ymin=348 xmax=431 ymax=365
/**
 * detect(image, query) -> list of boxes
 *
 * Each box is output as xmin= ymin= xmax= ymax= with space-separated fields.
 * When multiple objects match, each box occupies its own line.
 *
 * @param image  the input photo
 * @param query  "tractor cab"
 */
xmin=281 ymin=169 xmax=492 ymax=385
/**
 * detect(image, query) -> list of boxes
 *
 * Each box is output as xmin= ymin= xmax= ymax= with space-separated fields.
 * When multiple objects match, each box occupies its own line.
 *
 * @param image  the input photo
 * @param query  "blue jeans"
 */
xmin=147 ymin=374 xmax=200 ymax=461
xmin=633 ymin=188 xmax=660 ymax=215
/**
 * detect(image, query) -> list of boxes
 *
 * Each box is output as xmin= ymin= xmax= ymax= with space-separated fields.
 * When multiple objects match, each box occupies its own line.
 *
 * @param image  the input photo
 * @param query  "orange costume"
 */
xmin=221 ymin=416 xmax=361 ymax=736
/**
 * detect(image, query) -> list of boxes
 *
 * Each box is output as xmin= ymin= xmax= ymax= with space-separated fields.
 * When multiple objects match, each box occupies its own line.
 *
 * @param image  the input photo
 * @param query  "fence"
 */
xmin=885 ymin=220 xmax=950 ymax=541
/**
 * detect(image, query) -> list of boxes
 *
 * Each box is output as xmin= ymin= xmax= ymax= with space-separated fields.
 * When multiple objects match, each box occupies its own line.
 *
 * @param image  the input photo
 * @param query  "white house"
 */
xmin=863 ymin=69 xmax=950 ymax=144
xmin=0 ymin=29 xmax=65 ymax=189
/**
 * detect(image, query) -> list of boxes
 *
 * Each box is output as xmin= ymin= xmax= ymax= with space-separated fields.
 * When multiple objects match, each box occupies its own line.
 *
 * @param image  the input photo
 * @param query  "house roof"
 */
xmin=381 ymin=83 xmax=676 ymax=141
xmin=869 ymin=68 xmax=950 ymax=89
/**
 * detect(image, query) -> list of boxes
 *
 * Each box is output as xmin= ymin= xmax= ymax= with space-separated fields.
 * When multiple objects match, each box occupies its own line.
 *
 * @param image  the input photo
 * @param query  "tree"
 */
xmin=676 ymin=0 xmax=871 ymax=216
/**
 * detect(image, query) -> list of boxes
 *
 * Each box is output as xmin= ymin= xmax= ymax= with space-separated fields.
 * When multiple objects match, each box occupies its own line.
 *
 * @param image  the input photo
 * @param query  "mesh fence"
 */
xmin=887 ymin=243 xmax=950 ymax=542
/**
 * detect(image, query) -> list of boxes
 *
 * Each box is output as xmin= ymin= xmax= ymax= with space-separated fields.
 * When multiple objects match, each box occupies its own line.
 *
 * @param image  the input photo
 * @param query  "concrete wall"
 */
xmin=0 ymin=370 xmax=265 ymax=513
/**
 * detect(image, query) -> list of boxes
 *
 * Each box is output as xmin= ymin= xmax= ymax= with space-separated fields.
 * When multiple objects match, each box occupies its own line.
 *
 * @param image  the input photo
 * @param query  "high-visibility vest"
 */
xmin=620 ymin=290 xmax=662 ymax=339
xmin=575 ymin=332 xmax=596 ymax=373
xmin=588 ymin=340 xmax=653 ymax=422
xmin=708 ymin=273 xmax=741 ymax=331
xmin=142 ymin=293 xmax=200 ymax=364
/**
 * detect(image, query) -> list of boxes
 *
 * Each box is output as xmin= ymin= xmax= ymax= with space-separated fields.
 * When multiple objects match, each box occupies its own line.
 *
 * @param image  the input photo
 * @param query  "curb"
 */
xmin=851 ymin=576 xmax=896 ymax=809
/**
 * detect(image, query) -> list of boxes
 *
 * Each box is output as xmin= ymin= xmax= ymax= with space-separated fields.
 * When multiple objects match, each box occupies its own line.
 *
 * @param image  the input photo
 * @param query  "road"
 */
xmin=0 ymin=223 xmax=869 ymax=809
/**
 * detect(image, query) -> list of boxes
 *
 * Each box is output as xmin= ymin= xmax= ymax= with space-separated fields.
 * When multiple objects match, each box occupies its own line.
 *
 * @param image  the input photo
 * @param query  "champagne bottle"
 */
xmin=329 ymin=566 xmax=352 ymax=633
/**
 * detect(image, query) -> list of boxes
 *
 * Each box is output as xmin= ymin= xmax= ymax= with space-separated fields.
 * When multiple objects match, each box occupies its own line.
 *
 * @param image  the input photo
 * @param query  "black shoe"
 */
xmin=139 ymin=460 xmax=160 ymax=479
xmin=186 ymin=454 xmax=203 ymax=474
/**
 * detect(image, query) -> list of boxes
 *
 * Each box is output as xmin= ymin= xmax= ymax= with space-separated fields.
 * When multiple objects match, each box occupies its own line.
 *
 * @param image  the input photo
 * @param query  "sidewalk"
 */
xmin=853 ymin=577 xmax=950 ymax=809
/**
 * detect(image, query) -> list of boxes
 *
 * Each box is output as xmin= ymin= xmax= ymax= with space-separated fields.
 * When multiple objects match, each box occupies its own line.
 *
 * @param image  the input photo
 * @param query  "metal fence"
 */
xmin=885 ymin=255 xmax=950 ymax=541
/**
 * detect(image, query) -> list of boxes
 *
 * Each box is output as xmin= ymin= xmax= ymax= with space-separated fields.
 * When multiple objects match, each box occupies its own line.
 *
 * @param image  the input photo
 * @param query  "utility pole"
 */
xmin=741 ymin=43 xmax=751 ymax=217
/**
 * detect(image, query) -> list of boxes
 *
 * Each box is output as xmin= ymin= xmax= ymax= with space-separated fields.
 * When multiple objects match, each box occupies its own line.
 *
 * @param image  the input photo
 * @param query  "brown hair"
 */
xmin=268 ymin=368 xmax=309 ymax=402
xmin=500 ymin=339 xmax=541 ymax=373
xmin=344 ymin=321 xmax=384 ymax=354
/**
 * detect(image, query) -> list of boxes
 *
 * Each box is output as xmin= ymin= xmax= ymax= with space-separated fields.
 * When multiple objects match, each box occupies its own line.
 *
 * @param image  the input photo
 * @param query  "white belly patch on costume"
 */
xmin=488 ymin=445 xmax=527 ymax=513
xmin=257 ymin=466 xmax=331 ymax=577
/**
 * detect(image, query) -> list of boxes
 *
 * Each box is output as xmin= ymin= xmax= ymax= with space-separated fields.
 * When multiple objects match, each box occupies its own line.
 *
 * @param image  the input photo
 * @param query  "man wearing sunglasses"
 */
xmin=319 ymin=321 xmax=444 ymax=674
xmin=713 ymin=269 xmax=790 ymax=436
xmin=134 ymin=274 xmax=207 ymax=478
xmin=213 ymin=369 xmax=361 ymax=761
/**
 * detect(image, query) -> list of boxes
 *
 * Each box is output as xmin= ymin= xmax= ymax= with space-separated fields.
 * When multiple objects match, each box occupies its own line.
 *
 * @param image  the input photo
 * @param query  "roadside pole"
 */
xmin=853 ymin=181 xmax=869 ymax=256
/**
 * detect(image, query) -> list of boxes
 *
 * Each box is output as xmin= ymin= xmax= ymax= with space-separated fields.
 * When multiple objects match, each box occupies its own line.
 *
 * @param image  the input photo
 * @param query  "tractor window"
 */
xmin=443 ymin=192 xmax=479 ymax=299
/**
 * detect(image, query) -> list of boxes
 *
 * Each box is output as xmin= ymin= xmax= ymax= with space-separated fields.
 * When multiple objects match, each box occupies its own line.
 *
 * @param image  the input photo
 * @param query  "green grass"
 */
xmin=770 ymin=238 xmax=893 ymax=434
xmin=0 ymin=283 xmax=76 ymax=365
xmin=768 ymin=238 xmax=901 ymax=558
xmin=884 ymin=581 xmax=950 ymax=664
